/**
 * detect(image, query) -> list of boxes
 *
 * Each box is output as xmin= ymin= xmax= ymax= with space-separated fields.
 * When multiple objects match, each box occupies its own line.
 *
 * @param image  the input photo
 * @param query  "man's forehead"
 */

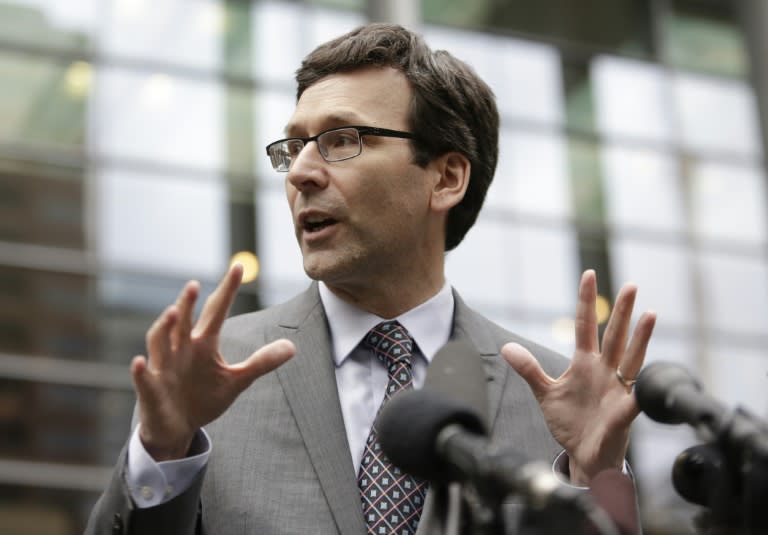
xmin=285 ymin=67 xmax=412 ymax=135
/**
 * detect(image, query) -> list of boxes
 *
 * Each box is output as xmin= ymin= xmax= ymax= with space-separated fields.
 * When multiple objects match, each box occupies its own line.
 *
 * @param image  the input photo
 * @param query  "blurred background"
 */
xmin=0 ymin=0 xmax=765 ymax=533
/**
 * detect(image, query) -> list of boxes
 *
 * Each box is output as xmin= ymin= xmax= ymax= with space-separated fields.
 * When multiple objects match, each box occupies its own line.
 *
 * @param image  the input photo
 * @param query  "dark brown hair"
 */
xmin=296 ymin=23 xmax=499 ymax=251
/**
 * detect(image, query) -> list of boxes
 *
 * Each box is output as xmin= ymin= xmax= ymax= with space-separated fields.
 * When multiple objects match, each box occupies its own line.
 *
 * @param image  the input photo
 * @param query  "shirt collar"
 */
xmin=319 ymin=281 xmax=454 ymax=367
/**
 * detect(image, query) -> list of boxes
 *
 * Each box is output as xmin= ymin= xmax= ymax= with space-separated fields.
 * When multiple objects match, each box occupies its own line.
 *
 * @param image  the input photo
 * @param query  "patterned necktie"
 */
xmin=357 ymin=320 xmax=427 ymax=535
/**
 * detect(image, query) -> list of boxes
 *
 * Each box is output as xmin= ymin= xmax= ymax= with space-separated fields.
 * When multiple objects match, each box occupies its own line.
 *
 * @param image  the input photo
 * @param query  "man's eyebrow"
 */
xmin=283 ymin=112 xmax=366 ymax=137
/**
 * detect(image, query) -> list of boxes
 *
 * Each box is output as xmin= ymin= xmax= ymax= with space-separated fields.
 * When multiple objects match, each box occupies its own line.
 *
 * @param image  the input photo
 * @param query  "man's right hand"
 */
xmin=130 ymin=263 xmax=295 ymax=461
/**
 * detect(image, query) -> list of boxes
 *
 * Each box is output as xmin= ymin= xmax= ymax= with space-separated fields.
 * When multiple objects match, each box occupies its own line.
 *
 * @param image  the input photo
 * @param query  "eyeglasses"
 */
xmin=265 ymin=125 xmax=414 ymax=172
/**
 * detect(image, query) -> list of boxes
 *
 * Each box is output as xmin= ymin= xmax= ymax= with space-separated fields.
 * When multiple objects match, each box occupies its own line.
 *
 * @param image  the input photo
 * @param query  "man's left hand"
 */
xmin=501 ymin=269 xmax=656 ymax=486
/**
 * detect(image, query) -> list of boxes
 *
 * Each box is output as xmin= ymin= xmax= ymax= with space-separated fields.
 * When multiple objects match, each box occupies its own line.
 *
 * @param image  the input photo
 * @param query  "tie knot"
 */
xmin=364 ymin=320 xmax=414 ymax=367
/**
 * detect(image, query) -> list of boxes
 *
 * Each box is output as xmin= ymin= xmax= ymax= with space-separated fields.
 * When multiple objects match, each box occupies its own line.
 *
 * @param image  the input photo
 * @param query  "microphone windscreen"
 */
xmin=377 ymin=389 xmax=484 ymax=481
xmin=671 ymin=444 xmax=723 ymax=507
xmin=635 ymin=361 xmax=698 ymax=424
xmin=588 ymin=468 xmax=639 ymax=535
xmin=424 ymin=340 xmax=489 ymax=431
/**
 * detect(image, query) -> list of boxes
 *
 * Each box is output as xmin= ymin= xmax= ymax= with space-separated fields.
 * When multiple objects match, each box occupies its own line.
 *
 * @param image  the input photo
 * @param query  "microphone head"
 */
xmin=377 ymin=389 xmax=485 ymax=482
xmin=635 ymin=361 xmax=701 ymax=424
xmin=671 ymin=443 xmax=724 ymax=507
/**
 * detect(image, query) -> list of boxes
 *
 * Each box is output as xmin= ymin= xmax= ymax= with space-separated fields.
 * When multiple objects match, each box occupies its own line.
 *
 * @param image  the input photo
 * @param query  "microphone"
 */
xmin=671 ymin=444 xmax=725 ymax=507
xmin=634 ymin=361 xmax=726 ymax=431
xmin=378 ymin=388 xmax=580 ymax=506
xmin=377 ymin=339 xmax=578 ymax=506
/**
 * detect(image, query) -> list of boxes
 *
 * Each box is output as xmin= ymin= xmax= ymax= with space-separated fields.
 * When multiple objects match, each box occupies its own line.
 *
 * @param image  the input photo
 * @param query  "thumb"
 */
xmin=501 ymin=342 xmax=552 ymax=399
xmin=230 ymin=339 xmax=296 ymax=391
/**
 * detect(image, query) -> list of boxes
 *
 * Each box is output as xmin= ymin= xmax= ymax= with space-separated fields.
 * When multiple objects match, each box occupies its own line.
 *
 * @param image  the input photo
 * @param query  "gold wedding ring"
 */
xmin=616 ymin=367 xmax=637 ymax=391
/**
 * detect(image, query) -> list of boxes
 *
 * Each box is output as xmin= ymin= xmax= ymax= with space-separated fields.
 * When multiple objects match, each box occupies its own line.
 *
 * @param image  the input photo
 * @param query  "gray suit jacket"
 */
xmin=85 ymin=284 xmax=568 ymax=534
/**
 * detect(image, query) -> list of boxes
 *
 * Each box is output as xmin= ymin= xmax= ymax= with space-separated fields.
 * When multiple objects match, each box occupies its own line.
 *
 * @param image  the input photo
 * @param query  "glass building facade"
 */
xmin=0 ymin=0 xmax=765 ymax=533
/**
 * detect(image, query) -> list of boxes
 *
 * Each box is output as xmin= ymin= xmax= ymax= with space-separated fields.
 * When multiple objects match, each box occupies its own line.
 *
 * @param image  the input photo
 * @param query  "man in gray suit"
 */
xmin=86 ymin=23 xmax=655 ymax=534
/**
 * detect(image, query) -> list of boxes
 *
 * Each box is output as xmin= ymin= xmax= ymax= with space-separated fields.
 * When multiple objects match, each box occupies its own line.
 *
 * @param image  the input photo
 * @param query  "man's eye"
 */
xmin=327 ymin=132 xmax=358 ymax=148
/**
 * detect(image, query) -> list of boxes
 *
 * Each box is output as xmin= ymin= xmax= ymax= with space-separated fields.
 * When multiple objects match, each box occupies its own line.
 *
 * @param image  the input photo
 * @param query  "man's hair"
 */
xmin=296 ymin=23 xmax=499 ymax=251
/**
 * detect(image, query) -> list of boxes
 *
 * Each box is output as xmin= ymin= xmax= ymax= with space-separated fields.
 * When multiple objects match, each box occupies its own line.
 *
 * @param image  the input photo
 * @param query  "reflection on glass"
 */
xmin=591 ymin=55 xmax=672 ymax=143
xmin=691 ymin=161 xmax=767 ymax=245
xmin=99 ymin=0 xmax=224 ymax=71
xmin=698 ymin=251 xmax=768 ymax=336
xmin=256 ymin=190 xmax=307 ymax=307
xmin=426 ymin=26 xmax=564 ymax=125
xmin=0 ymin=51 xmax=87 ymax=150
xmin=601 ymin=143 xmax=685 ymax=233
xmin=447 ymin=219 xmax=577 ymax=314
xmin=664 ymin=0 xmax=748 ymax=78
xmin=706 ymin=341 xmax=768 ymax=414
xmin=94 ymin=67 xmax=224 ymax=170
xmin=489 ymin=128 xmax=571 ymax=219
xmin=423 ymin=0 xmax=654 ymax=58
xmin=0 ymin=0 xmax=95 ymax=51
xmin=95 ymin=167 xmax=227 ymax=280
xmin=609 ymin=238 xmax=695 ymax=329
xmin=673 ymin=73 xmax=761 ymax=158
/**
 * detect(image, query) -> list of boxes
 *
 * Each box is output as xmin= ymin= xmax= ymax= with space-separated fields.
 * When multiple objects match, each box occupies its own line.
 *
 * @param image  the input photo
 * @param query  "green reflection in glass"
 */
xmin=0 ymin=51 xmax=87 ymax=149
xmin=422 ymin=0 xmax=489 ymax=28
xmin=0 ymin=2 xmax=91 ymax=51
xmin=423 ymin=0 xmax=653 ymax=59
xmin=223 ymin=0 xmax=254 ymax=79
xmin=307 ymin=0 xmax=365 ymax=10
xmin=568 ymin=136 xmax=605 ymax=225
xmin=664 ymin=6 xmax=748 ymax=78
xmin=562 ymin=59 xmax=596 ymax=134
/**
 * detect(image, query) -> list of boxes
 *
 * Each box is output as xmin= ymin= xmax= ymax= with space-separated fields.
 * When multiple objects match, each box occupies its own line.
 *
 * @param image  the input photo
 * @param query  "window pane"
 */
xmin=423 ymin=0 xmax=654 ymax=58
xmin=609 ymin=238 xmax=695 ymax=329
xmin=591 ymin=56 xmax=672 ymax=143
xmin=0 ymin=0 xmax=96 ymax=51
xmin=673 ymin=73 xmax=761 ymax=158
xmin=424 ymin=27 xmax=564 ymax=125
xmin=0 ymin=169 xmax=85 ymax=249
xmin=98 ymin=0 xmax=224 ymax=72
xmin=0 ymin=51 xmax=88 ymax=151
xmin=691 ymin=161 xmax=767 ymax=245
xmin=601 ymin=144 xmax=685 ymax=233
xmin=664 ymin=0 xmax=748 ymax=78
xmin=698 ymin=251 xmax=768 ymax=336
xmin=706 ymin=342 xmax=768 ymax=414
xmin=447 ymin=219 xmax=578 ymax=314
xmin=93 ymin=67 xmax=224 ymax=170
xmin=256 ymin=190 xmax=308 ymax=307
xmin=95 ymin=167 xmax=227 ymax=279
xmin=489 ymin=129 xmax=571 ymax=218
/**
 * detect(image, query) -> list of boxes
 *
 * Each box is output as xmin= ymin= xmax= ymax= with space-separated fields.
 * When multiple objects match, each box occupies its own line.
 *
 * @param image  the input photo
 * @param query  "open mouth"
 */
xmin=304 ymin=218 xmax=337 ymax=233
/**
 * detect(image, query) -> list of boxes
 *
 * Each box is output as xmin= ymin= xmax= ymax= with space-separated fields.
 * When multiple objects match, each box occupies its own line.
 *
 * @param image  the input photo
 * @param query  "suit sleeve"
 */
xmin=84 ymin=444 xmax=207 ymax=535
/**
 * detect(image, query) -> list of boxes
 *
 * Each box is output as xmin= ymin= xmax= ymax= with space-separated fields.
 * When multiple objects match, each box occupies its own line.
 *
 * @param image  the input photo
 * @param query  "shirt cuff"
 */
xmin=125 ymin=424 xmax=211 ymax=508
xmin=551 ymin=450 xmax=630 ymax=489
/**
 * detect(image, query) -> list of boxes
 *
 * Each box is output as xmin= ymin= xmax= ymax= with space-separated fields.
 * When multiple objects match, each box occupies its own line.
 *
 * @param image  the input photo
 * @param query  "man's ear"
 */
xmin=430 ymin=152 xmax=470 ymax=213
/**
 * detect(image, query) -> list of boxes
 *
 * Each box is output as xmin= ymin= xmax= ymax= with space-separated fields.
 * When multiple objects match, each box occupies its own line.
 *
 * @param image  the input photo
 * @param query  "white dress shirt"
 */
xmin=125 ymin=281 xmax=454 ymax=507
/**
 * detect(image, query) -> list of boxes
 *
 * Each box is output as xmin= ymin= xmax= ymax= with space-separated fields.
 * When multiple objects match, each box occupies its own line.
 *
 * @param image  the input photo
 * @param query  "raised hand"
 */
xmin=502 ymin=270 xmax=656 ymax=485
xmin=130 ymin=264 xmax=295 ymax=461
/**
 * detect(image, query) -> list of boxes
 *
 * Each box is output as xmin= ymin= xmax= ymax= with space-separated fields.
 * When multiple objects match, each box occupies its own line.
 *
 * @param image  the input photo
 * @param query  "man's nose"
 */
xmin=286 ymin=141 xmax=329 ymax=191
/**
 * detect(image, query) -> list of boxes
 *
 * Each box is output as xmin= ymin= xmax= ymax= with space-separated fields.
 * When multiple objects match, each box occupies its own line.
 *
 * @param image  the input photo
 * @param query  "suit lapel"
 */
xmin=272 ymin=284 xmax=366 ymax=535
xmin=451 ymin=291 xmax=509 ymax=428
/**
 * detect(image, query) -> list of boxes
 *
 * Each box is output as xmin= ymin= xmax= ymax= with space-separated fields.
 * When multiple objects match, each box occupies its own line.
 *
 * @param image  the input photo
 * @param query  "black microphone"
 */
xmin=670 ymin=443 xmax=725 ymax=507
xmin=377 ymin=388 xmax=580 ymax=507
xmin=634 ymin=361 xmax=726 ymax=430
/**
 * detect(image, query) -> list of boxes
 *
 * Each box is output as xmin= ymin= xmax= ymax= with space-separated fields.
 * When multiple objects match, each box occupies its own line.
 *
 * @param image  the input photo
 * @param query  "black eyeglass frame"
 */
xmin=265 ymin=125 xmax=415 ymax=172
